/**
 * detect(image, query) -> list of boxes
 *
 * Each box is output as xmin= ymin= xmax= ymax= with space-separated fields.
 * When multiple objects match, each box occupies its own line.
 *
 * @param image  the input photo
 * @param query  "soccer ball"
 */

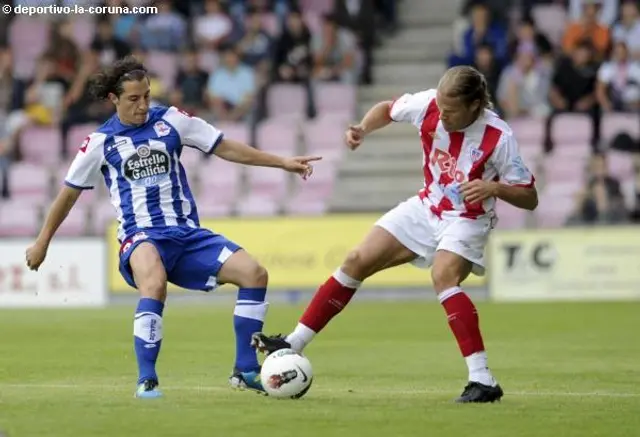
xmin=260 ymin=348 xmax=313 ymax=399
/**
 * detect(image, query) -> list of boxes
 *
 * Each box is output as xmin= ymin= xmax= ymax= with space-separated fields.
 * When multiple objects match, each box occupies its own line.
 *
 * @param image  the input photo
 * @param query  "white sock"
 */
xmin=466 ymin=351 xmax=497 ymax=387
xmin=285 ymin=323 xmax=316 ymax=353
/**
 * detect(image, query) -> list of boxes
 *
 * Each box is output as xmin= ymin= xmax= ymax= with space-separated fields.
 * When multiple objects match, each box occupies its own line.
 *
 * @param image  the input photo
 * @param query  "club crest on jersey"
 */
xmin=153 ymin=121 xmax=171 ymax=137
xmin=469 ymin=147 xmax=483 ymax=162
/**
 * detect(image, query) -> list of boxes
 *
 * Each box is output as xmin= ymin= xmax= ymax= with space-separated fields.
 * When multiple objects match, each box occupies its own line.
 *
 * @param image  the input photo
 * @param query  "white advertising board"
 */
xmin=0 ymin=239 xmax=107 ymax=307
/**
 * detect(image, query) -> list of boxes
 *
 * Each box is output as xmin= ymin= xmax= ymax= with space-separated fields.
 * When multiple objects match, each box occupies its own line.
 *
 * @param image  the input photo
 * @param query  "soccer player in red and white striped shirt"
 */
xmin=253 ymin=66 xmax=538 ymax=403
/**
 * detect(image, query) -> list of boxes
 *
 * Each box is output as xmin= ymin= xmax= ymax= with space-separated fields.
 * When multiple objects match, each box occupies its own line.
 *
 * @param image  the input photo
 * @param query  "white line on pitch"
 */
xmin=0 ymin=383 xmax=638 ymax=398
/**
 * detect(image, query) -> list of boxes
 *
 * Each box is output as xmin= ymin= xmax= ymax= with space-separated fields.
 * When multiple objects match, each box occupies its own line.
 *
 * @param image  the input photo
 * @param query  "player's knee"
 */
xmin=431 ymin=265 xmax=461 ymax=294
xmin=239 ymin=263 xmax=269 ymax=288
xmin=137 ymin=276 xmax=167 ymax=301
xmin=342 ymin=249 xmax=369 ymax=279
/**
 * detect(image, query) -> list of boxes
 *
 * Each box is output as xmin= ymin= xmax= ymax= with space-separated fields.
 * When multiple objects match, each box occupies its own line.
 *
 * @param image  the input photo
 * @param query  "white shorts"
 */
xmin=374 ymin=196 xmax=493 ymax=276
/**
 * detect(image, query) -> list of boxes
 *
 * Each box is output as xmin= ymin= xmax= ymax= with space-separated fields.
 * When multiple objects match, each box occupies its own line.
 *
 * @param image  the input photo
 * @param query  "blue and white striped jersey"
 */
xmin=65 ymin=106 xmax=224 ymax=242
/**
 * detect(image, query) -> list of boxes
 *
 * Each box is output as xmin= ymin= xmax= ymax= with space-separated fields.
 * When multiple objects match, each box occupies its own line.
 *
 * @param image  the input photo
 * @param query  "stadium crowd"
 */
xmin=0 ymin=0 xmax=639 ymax=234
xmin=451 ymin=0 xmax=640 ymax=225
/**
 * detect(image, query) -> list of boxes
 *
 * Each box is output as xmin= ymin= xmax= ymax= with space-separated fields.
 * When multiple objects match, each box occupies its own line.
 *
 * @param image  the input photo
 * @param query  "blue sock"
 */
xmin=134 ymin=298 xmax=164 ymax=385
xmin=234 ymin=288 xmax=268 ymax=372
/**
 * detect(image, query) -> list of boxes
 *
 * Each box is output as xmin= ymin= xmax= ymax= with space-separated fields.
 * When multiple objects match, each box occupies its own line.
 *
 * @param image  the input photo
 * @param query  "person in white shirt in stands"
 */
xmin=253 ymin=65 xmax=539 ymax=404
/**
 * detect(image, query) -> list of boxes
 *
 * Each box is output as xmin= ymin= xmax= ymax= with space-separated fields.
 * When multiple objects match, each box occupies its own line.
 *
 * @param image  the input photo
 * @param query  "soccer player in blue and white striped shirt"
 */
xmin=25 ymin=56 xmax=321 ymax=398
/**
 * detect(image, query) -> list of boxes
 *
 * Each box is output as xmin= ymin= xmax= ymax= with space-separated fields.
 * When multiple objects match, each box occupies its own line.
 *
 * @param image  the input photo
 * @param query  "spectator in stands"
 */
xmin=194 ymin=0 xmax=234 ymax=53
xmin=473 ymin=44 xmax=501 ymax=111
xmin=568 ymin=0 xmax=619 ymax=27
xmin=104 ymin=0 xmax=140 ymax=46
xmin=562 ymin=0 xmax=610 ymax=61
xmin=332 ymin=0 xmax=376 ymax=84
xmin=0 ymin=44 xmax=10 ymax=114
xmin=232 ymin=6 xmax=274 ymax=81
xmin=508 ymin=17 xmax=553 ymax=62
xmin=544 ymin=41 xmax=601 ymax=154
xmin=91 ymin=15 xmax=132 ymax=67
xmin=60 ymin=55 xmax=113 ymax=158
xmin=5 ymin=55 xmax=69 ymax=154
xmin=566 ymin=153 xmax=629 ymax=225
xmin=141 ymin=0 xmax=188 ymax=52
xmin=206 ymin=44 xmax=256 ymax=122
xmin=596 ymin=41 xmax=640 ymax=112
xmin=448 ymin=3 xmax=508 ymax=69
xmin=272 ymin=8 xmax=317 ymax=119
xmin=43 ymin=20 xmax=81 ymax=83
xmin=374 ymin=0 xmax=398 ymax=34
xmin=498 ymin=46 xmax=552 ymax=119
xmin=228 ymin=0 xmax=290 ymax=23
xmin=170 ymin=49 xmax=210 ymax=115
xmin=0 ymin=126 xmax=9 ymax=199
xmin=312 ymin=13 xmax=358 ymax=84
xmin=612 ymin=1 xmax=640 ymax=60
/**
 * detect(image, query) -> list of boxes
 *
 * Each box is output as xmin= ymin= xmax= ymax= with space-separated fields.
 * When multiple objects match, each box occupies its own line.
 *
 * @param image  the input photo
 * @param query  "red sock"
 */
xmin=299 ymin=275 xmax=358 ymax=333
xmin=439 ymin=288 xmax=485 ymax=357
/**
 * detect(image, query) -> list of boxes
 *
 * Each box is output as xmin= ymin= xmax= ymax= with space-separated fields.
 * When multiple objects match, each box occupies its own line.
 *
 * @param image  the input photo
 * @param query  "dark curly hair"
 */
xmin=88 ymin=55 xmax=148 ymax=100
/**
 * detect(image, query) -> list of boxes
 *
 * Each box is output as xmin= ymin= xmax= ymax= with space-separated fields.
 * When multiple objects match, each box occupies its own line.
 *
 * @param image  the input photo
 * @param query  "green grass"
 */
xmin=0 ymin=301 xmax=638 ymax=437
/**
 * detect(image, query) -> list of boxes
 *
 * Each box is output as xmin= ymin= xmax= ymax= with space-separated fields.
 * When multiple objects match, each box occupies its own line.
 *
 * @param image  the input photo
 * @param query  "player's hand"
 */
xmin=460 ymin=180 xmax=499 ymax=204
xmin=345 ymin=124 xmax=366 ymax=150
xmin=25 ymin=241 xmax=48 ymax=271
xmin=282 ymin=156 xmax=323 ymax=180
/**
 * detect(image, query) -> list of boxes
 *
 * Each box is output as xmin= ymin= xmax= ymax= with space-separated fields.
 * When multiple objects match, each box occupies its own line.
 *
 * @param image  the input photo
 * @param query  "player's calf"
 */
xmin=432 ymin=250 xmax=500 ymax=399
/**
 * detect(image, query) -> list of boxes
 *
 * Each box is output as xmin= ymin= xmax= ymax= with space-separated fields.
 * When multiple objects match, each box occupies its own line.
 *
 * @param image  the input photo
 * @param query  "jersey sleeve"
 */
xmin=162 ymin=106 xmax=224 ymax=154
xmin=388 ymin=89 xmax=436 ymax=128
xmin=492 ymin=132 xmax=535 ymax=187
xmin=64 ymin=133 xmax=106 ymax=190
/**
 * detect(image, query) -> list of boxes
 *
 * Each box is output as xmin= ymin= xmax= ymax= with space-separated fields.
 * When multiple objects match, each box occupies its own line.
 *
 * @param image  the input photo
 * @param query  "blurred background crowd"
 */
xmin=0 ymin=0 xmax=638 ymax=236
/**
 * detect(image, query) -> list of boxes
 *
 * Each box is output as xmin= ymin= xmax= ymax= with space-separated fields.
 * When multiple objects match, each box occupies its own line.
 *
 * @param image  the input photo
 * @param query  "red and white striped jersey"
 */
xmin=389 ymin=89 xmax=535 ymax=220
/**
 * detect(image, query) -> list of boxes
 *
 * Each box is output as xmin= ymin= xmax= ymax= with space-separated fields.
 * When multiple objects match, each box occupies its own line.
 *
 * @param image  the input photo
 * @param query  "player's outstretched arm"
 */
xmin=213 ymin=138 xmax=322 ymax=179
xmin=346 ymin=101 xmax=393 ymax=150
xmin=25 ymin=186 xmax=82 ymax=271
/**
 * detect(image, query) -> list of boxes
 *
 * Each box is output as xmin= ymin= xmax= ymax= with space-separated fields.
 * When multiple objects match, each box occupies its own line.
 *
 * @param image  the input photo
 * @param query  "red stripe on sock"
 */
xmin=441 ymin=291 xmax=485 ymax=357
xmin=299 ymin=276 xmax=357 ymax=333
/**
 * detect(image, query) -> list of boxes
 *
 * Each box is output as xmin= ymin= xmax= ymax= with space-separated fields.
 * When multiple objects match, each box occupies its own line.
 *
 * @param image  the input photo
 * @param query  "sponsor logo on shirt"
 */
xmin=122 ymin=144 xmax=170 ymax=187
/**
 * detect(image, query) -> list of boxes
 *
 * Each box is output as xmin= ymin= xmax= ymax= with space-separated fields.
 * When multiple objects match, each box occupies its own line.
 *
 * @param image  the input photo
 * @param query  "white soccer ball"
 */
xmin=260 ymin=348 xmax=313 ymax=399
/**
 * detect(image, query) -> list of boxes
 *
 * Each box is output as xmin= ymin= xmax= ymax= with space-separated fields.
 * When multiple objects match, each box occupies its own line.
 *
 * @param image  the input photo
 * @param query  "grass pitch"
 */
xmin=0 ymin=301 xmax=638 ymax=437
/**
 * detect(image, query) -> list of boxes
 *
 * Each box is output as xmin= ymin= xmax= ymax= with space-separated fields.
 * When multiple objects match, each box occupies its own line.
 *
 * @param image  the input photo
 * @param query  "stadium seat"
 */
xmin=509 ymin=117 xmax=545 ymax=146
xmin=71 ymin=16 xmax=96 ymax=50
xmin=236 ymin=194 xmax=280 ymax=217
xmin=262 ymin=13 xmax=280 ymax=37
xmin=256 ymin=118 xmax=299 ymax=154
xmin=145 ymin=51 xmax=178 ymax=91
xmin=284 ymin=161 xmax=336 ymax=215
xmin=315 ymin=83 xmax=356 ymax=116
xmin=266 ymin=84 xmax=307 ymax=118
xmin=179 ymin=146 xmax=205 ymax=173
xmin=8 ymin=16 xmax=50 ymax=79
xmin=607 ymin=149 xmax=635 ymax=180
xmin=0 ymin=200 xmax=41 ymax=237
xmin=494 ymin=202 xmax=528 ymax=229
xmin=531 ymin=4 xmax=567 ymax=46
xmin=53 ymin=164 xmax=100 ymax=206
xmin=551 ymin=114 xmax=593 ymax=147
xmin=8 ymin=162 xmax=51 ymax=203
xmin=303 ymin=115 xmax=347 ymax=159
xmin=303 ymin=12 xmax=322 ymax=35
xmin=19 ymin=126 xmax=63 ymax=166
xmin=543 ymin=155 xmax=587 ymax=184
xmin=534 ymin=191 xmax=576 ymax=228
xmin=56 ymin=204 xmax=90 ymax=236
xmin=91 ymin=202 xmax=118 ymax=236
xmin=215 ymin=122 xmax=250 ymax=145
xmin=66 ymin=123 xmax=100 ymax=157
xmin=198 ymin=157 xmax=242 ymax=203
xmin=299 ymin=0 xmax=334 ymax=14
xmin=601 ymin=113 xmax=640 ymax=147
xmin=243 ymin=166 xmax=289 ymax=201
